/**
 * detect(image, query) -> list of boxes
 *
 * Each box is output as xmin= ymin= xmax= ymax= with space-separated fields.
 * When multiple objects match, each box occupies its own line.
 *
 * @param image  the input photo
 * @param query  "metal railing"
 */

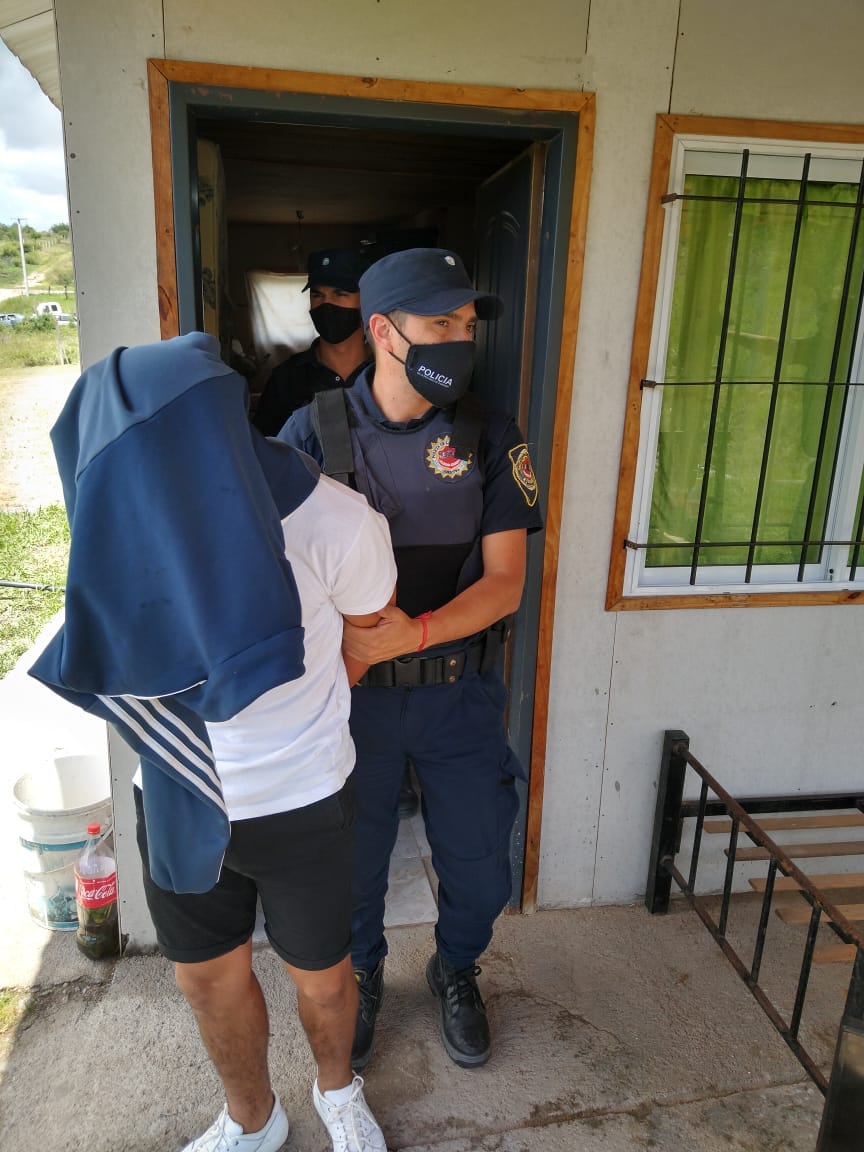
xmin=646 ymin=730 xmax=864 ymax=1152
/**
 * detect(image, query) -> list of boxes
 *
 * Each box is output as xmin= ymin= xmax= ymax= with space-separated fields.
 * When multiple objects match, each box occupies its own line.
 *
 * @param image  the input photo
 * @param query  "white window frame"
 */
xmin=623 ymin=132 xmax=864 ymax=600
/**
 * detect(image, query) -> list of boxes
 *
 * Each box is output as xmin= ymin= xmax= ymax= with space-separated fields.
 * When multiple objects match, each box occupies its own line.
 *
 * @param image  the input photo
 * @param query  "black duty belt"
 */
xmin=358 ymin=621 xmax=508 ymax=689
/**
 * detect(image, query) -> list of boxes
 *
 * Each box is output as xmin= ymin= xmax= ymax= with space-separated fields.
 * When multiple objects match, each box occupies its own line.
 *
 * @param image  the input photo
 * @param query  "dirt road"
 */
xmin=0 ymin=365 xmax=79 ymax=509
xmin=0 ymin=274 xmax=53 ymax=301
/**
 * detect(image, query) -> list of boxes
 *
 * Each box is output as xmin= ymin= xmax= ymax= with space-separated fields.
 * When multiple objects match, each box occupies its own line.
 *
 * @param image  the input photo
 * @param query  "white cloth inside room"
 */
xmin=246 ymin=271 xmax=317 ymax=378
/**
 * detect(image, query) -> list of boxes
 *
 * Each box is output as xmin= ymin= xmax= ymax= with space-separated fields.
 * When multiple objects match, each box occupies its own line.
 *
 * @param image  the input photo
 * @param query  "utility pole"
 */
xmin=16 ymin=217 xmax=29 ymax=296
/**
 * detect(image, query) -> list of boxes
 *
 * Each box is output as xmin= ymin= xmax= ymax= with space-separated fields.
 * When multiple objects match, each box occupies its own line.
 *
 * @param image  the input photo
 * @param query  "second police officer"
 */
xmin=253 ymin=248 xmax=370 ymax=436
xmin=279 ymin=247 xmax=543 ymax=1071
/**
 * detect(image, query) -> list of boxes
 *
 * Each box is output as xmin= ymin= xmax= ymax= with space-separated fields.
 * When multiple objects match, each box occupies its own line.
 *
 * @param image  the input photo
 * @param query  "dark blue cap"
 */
xmin=303 ymin=249 xmax=366 ymax=293
xmin=359 ymin=248 xmax=503 ymax=326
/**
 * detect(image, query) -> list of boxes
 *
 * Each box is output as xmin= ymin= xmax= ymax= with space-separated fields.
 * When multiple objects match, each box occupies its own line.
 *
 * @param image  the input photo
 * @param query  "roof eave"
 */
xmin=0 ymin=3 xmax=59 ymax=109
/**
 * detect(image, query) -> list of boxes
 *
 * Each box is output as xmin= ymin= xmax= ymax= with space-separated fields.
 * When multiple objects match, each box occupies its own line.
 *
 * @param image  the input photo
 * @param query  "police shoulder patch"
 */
xmin=508 ymin=444 xmax=538 ymax=507
xmin=425 ymin=434 xmax=474 ymax=481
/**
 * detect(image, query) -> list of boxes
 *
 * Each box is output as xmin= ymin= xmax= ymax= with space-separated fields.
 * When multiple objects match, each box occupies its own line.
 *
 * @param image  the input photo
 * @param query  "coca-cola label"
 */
xmin=75 ymin=872 xmax=117 ymax=908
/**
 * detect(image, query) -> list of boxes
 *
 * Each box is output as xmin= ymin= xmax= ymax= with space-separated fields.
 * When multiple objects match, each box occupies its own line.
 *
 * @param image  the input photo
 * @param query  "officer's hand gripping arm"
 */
xmin=341 ymin=528 xmax=526 ymax=663
xmin=341 ymin=586 xmax=397 ymax=686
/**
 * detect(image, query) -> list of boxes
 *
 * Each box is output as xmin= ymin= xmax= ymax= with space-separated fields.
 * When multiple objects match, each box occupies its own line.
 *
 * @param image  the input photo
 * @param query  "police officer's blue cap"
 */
xmin=359 ymin=248 xmax=503 ymax=327
xmin=303 ymin=249 xmax=365 ymax=293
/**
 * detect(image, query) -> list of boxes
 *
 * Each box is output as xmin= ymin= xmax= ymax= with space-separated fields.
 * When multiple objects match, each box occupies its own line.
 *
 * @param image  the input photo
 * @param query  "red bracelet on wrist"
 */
xmin=416 ymin=610 xmax=433 ymax=652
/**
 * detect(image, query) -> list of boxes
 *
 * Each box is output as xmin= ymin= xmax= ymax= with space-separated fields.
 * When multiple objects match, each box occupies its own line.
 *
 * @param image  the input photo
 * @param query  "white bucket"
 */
xmin=13 ymin=754 xmax=113 ymax=930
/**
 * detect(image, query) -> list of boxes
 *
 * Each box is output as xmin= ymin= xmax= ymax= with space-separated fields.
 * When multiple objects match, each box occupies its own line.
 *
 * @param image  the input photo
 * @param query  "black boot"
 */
xmin=426 ymin=952 xmax=490 ymax=1067
xmin=351 ymin=958 xmax=384 ymax=1071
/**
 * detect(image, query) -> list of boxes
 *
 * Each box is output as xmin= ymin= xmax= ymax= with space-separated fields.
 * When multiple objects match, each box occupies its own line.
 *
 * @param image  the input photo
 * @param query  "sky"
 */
xmin=0 ymin=37 xmax=68 ymax=231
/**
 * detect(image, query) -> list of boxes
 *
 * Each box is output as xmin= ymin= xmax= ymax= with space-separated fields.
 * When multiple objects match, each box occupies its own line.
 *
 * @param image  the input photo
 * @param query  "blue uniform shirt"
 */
xmin=279 ymin=366 xmax=542 ymax=627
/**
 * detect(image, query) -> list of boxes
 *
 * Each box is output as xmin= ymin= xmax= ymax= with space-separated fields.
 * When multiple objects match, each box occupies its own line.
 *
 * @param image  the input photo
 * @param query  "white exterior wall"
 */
xmin=545 ymin=0 xmax=864 ymax=907
xmin=52 ymin=0 xmax=864 ymax=942
xmin=56 ymin=2 xmax=165 ymax=365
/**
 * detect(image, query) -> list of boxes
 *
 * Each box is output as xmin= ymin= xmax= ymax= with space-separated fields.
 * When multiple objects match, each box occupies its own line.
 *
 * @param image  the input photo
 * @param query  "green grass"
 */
xmin=0 ymin=229 xmax=73 ymax=291
xmin=0 ymin=324 xmax=79 ymax=370
xmin=0 ymin=988 xmax=33 ymax=1063
xmin=0 ymin=505 xmax=69 ymax=678
xmin=34 ymin=249 xmax=75 ymax=294
xmin=2 ymin=290 xmax=77 ymax=316
xmin=0 ymin=989 xmax=30 ymax=1035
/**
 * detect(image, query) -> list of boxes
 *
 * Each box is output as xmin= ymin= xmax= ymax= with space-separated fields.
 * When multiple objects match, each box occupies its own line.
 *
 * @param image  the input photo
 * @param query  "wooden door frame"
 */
xmin=147 ymin=58 xmax=595 ymax=912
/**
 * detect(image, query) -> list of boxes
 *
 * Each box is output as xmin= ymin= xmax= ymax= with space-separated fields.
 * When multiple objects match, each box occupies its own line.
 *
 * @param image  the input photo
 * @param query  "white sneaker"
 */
xmin=181 ymin=1095 xmax=289 ymax=1151
xmin=313 ymin=1075 xmax=387 ymax=1152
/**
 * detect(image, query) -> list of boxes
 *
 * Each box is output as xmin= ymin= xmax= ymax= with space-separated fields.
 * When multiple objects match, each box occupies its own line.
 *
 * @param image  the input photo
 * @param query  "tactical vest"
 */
xmin=311 ymin=388 xmax=486 ymax=619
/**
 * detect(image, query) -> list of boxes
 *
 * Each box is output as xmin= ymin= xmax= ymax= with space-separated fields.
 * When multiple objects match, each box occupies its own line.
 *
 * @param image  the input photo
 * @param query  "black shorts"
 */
xmin=134 ymin=778 xmax=354 ymax=969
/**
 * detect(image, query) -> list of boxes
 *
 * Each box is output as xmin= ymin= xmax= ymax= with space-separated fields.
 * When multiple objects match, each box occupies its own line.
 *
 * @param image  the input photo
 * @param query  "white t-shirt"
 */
xmin=205 ymin=473 xmax=395 ymax=821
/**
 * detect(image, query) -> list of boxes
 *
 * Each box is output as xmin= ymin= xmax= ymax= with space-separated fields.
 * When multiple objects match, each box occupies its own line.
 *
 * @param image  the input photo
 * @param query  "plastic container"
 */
xmin=13 ymin=754 xmax=112 ymax=930
xmin=75 ymin=822 xmax=120 ymax=959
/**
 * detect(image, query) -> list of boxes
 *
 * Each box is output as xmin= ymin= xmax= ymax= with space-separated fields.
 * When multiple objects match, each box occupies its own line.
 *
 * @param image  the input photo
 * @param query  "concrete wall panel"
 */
xmin=594 ymin=608 xmax=863 ymax=903
xmin=537 ymin=0 xmax=680 ymax=906
xmin=673 ymin=0 xmax=864 ymax=122
xmin=55 ymin=0 xmax=164 ymax=366
xmin=163 ymin=0 xmax=591 ymax=90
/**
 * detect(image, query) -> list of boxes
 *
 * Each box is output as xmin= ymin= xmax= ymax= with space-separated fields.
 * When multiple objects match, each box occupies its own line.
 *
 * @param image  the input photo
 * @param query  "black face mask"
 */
xmin=310 ymin=303 xmax=362 ymax=345
xmin=388 ymin=318 xmax=476 ymax=407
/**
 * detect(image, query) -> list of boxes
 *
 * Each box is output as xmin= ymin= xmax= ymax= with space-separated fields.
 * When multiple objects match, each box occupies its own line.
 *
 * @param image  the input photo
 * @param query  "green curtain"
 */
xmin=647 ymin=173 xmax=864 ymax=570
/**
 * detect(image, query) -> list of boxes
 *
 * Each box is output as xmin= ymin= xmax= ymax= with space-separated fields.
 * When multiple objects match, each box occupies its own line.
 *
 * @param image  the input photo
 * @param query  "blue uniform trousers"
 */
xmin=348 ymin=670 xmax=523 ymax=972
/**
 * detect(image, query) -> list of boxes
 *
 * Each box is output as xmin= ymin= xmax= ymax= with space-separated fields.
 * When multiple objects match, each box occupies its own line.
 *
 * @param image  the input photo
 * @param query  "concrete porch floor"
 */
xmin=0 ymin=892 xmax=848 ymax=1152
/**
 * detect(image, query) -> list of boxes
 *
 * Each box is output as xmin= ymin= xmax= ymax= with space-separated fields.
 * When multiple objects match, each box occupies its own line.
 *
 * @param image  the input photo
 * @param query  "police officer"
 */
xmin=279 ymin=247 xmax=543 ymax=1071
xmin=253 ymin=248 xmax=370 ymax=436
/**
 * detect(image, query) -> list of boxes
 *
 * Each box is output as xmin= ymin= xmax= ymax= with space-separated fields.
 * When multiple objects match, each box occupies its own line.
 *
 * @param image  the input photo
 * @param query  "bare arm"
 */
xmin=341 ymin=586 xmax=397 ymax=685
xmin=342 ymin=529 xmax=526 ymax=665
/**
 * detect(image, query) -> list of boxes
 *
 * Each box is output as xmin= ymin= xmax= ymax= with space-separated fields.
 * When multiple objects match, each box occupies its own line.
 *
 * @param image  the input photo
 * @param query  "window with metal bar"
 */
xmin=610 ymin=118 xmax=864 ymax=606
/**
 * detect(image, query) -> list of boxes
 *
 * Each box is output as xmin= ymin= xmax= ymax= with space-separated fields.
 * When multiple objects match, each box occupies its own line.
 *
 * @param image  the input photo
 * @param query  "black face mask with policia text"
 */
xmin=387 ymin=316 xmax=476 ymax=407
xmin=309 ymin=303 xmax=363 ymax=345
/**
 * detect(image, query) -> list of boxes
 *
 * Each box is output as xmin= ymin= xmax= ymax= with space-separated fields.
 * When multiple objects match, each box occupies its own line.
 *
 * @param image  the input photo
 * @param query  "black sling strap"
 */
xmin=311 ymin=388 xmax=355 ymax=486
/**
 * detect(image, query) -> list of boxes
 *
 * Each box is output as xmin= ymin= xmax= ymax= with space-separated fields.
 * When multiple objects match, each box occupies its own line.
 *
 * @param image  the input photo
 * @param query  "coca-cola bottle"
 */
xmin=74 ymin=822 xmax=120 ymax=960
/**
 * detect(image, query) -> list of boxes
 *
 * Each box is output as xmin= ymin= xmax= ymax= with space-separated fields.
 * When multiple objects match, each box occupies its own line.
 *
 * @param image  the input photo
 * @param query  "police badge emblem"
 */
xmin=425 ymin=434 xmax=473 ymax=481
xmin=509 ymin=444 xmax=538 ymax=506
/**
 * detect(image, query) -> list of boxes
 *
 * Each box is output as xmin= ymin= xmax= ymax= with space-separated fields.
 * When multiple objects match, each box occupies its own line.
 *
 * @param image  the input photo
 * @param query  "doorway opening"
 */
xmin=193 ymin=118 xmax=529 ymax=401
xmin=148 ymin=61 xmax=594 ymax=913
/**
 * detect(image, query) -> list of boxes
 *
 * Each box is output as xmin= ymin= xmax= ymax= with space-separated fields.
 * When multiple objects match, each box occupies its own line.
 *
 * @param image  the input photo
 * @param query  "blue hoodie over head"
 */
xmin=29 ymin=332 xmax=319 ymax=893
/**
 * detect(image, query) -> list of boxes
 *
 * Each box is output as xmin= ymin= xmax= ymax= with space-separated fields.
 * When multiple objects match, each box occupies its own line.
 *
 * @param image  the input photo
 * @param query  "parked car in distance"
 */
xmin=33 ymin=302 xmax=77 ymax=325
xmin=0 ymin=312 xmax=25 ymax=325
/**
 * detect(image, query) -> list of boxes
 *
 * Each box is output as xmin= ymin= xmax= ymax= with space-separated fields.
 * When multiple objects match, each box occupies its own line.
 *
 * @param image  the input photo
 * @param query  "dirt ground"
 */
xmin=0 ymin=366 xmax=79 ymax=510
